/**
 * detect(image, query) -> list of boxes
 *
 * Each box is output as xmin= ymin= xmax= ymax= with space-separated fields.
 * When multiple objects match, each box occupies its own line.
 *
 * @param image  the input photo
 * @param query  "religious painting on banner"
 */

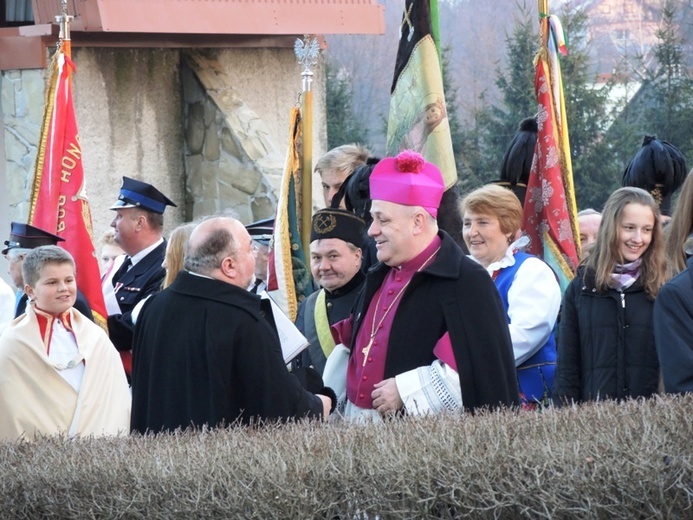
xmin=386 ymin=0 xmax=457 ymax=190
xmin=29 ymin=47 xmax=107 ymax=328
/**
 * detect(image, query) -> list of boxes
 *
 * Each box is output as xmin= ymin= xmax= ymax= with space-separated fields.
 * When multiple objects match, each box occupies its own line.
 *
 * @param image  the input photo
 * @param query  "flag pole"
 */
xmin=539 ymin=0 xmax=549 ymax=47
xmin=55 ymin=0 xmax=72 ymax=59
xmin=294 ymin=35 xmax=319 ymax=258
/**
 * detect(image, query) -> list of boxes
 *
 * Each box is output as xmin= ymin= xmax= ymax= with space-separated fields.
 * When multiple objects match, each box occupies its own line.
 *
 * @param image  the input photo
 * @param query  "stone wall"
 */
xmin=0 ymin=48 xmax=186 ymax=240
xmin=1 ymin=45 xmax=327 ymax=245
xmin=182 ymin=48 xmax=326 ymax=223
xmin=1 ymin=68 xmax=45 ymax=222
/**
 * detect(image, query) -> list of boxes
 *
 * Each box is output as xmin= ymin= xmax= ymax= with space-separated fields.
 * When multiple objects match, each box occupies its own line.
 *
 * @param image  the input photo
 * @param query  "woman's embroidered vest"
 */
xmin=494 ymin=252 xmax=556 ymax=404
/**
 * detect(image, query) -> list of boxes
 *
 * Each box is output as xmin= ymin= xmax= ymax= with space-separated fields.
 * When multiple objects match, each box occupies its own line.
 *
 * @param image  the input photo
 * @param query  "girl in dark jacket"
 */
xmin=554 ymin=187 xmax=668 ymax=404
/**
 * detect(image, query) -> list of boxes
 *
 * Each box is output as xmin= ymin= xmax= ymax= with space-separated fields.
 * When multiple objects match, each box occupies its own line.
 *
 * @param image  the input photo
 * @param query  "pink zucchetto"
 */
xmin=369 ymin=150 xmax=445 ymax=218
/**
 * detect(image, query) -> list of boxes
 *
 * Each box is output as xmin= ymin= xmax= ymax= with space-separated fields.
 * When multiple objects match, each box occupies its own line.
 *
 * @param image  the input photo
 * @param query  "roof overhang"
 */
xmin=32 ymin=0 xmax=385 ymax=35
xmin=1 ymin=0 xmax=384 ymax=70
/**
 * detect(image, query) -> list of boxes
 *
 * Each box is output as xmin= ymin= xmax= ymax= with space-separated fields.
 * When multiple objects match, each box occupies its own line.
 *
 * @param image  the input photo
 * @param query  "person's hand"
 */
xmin=371 ymin=378 xmax=403 ymax=415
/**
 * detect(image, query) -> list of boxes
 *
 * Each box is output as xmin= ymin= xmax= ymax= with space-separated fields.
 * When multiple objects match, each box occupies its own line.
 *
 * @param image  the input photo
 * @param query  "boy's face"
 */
xmin=25 ymin=262 xmax=77 ymax=315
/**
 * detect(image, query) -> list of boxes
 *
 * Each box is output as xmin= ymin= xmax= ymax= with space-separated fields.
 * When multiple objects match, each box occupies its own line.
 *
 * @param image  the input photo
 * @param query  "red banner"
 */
xmin=522 ymin=48 xmax=579 ymax=291
xmin=29 ymin=48 xmax=107 ymax=328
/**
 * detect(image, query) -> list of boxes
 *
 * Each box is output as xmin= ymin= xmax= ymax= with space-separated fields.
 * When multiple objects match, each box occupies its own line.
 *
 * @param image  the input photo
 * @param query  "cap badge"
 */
xmin=313 ymin=213 xmax=337 ymax=235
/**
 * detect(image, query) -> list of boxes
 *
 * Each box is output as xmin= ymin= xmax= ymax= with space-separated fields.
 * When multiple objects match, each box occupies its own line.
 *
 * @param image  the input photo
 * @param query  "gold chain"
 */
xmin=361 ymin=246 xmax=441 ymax=365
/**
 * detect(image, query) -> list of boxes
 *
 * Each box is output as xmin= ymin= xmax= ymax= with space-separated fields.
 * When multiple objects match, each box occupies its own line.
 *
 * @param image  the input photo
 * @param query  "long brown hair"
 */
xmin=585 ymin=187 xmax=667 ymax=298
xmin=163 ymin=223 xmax=196 ymax=289
xmin=664 ymin=170 xmax=693 ymax=275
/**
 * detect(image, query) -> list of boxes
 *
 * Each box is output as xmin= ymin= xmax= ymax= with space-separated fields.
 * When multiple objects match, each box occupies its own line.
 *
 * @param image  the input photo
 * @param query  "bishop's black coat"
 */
xmin=350 ymin=231 xmax=520 ymax=412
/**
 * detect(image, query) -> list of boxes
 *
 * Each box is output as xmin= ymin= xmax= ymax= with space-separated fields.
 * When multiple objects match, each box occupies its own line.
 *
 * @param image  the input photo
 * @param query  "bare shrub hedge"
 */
xmin=1 ymin=395 xmax=691 ymax=519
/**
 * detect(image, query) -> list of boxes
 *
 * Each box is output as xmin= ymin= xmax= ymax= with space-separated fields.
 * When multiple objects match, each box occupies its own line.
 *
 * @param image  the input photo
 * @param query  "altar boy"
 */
xmin=0 ymin=246 xmax=130 ymax=441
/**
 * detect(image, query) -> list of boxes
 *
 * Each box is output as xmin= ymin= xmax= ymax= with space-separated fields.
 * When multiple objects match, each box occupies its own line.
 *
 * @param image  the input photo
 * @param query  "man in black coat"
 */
xmin=339 ymin=151 xmax=519 ymax=420
xmin=3 ymin=222 xmax=93 ymax=320
xmin=103 ymin=177 xmax=176 ymax=376
xmin=130 ymin=217 xmax=332 ymax=432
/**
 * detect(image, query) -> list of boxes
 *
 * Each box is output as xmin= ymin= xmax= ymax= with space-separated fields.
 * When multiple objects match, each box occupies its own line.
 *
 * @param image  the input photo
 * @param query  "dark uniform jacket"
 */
xmin=654 ymin=256 xmax=693 ymax=394
xmin=16 ymin=288 xmax=93 ymax=322
xmin=555 ymin=267 xmax=660 ymax=404
xmin=349 ymin=231 xmax=520 ymax=413
xmin=130 ymin=271 xmax=325 ymax=433
xmin=296 ymin=271 xmax=365 ymax=374
xmin=108 ymin=241 xmax=166 ymax=352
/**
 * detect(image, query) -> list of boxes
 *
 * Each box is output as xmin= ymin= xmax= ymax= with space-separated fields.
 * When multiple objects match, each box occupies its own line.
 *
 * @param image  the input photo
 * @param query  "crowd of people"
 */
xmin=1 ymin=130 xmax=693 ymax=440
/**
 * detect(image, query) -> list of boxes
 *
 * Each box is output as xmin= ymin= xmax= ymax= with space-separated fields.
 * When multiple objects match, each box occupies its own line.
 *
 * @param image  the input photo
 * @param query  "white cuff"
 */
xmin=395 ymin=361 xmax=462 ymax=415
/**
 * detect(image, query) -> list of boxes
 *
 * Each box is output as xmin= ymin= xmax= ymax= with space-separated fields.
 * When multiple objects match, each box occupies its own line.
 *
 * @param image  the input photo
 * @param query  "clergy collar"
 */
xmin=325 ymin=270 xmax=365 ymax=298
xmin=392 ymin=235 xmax=443 ymax=276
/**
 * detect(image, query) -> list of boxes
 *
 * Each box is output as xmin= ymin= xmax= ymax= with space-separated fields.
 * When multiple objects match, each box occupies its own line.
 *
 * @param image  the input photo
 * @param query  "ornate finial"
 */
xmin=55 ymin=0 xmax=73 ymax=42
xmin=294 ymin=35 xmax=319 ymax=92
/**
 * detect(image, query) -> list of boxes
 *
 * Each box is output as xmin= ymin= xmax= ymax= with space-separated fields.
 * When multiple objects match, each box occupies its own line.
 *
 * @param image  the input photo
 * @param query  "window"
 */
xmin=2 ymin=0 xmax=35 ymax=27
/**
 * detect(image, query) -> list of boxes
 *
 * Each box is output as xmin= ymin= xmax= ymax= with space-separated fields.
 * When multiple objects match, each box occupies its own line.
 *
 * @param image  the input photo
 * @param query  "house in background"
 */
xmin=582 ymin=0 xmax=660 ymax=81
xmin=0 ymin=0 xmax=384 ymax=243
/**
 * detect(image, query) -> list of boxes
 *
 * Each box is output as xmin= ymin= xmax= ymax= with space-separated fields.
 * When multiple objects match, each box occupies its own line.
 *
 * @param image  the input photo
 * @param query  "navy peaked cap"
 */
xmin=3 ymin=222 xmax=64 ymax=255
xmin=246 ymin=218 xmax=274 ymax=246
xmin=110 ymin=176 xmax=176 ymax=214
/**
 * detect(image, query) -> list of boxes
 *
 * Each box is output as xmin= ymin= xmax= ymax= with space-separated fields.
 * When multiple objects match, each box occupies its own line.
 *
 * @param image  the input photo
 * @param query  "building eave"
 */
xmin=32 ymin=0 xmax=385 ymax=36
xmin=1 ymin=1 xmax=384 ymax=70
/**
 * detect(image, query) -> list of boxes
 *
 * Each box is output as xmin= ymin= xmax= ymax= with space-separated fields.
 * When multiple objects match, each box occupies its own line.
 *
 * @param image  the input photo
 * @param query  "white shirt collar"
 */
xmin=130 ymin=238 xmax=164 ymax=266
xmin=469 ymin=236 xmax=530 ymax=276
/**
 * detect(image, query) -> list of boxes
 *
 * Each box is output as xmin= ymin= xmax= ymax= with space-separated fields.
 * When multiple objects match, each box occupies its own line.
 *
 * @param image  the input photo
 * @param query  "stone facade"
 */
xmin=0 ymin=46 xmax=327 ymax=246
xmin=1 ymin=68 xmax=45 ymax=222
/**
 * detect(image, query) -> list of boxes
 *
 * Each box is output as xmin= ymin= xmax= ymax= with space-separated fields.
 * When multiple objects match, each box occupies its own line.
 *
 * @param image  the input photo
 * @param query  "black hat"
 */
xmin=622 ymin=135 xmax=688 ymax=216
xmin=246 ymin=218 xmax=274 ymax=246
xmin=492 ymin=117 xmax=538 ymax=206
xmin=310 ymin=209 xmax=366 ymax=248
xmin=110 ymin=176 xmax=176 ymax=214
xmin=3 ymin=222 xmax=64 ymax=255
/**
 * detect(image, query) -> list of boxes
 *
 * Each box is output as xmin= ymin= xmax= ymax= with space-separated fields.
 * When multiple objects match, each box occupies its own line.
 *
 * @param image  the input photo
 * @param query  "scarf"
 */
xmin=610 ymin=259 xmax=642 ymax=291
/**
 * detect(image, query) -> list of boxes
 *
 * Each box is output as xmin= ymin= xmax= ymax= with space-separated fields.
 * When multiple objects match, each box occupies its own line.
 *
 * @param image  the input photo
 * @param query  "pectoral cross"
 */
xmin=361 ymin=337 xmax=374 ymax=366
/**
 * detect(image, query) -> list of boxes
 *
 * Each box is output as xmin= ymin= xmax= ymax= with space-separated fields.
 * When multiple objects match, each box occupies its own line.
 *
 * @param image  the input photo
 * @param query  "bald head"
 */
xmin=184 ymin=217 xmax=256 ymax=288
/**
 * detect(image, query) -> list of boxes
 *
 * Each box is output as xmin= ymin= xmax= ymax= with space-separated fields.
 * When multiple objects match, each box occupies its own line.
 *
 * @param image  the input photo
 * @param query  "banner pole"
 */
xmin=295 ymin=35 xmax=319 ymax=258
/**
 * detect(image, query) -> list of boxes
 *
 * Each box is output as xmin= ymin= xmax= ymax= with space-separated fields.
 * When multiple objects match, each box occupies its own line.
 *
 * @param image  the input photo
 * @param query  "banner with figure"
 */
xmin=386 ymin=0 xmax=456 ymax=190
xmin=522 ymin=7 xmax=579 ymax=292
xmin=266 ymin=107 xmax=314 ymax=321
xmin=29 ymin=47 xmax=107 ymax=328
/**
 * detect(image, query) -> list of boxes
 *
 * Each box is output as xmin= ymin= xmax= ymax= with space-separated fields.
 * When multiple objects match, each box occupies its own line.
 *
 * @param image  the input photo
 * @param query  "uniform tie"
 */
xmin=112 ymin=257 xmax=132 ymax=285
xmin=250 ymin=278 xmax=263 ymax=294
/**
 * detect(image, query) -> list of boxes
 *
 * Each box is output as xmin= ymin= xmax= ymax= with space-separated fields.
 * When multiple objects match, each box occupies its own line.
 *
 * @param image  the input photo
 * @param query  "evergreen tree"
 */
xmin=640 ymin=0 xmax=693 ymax=160
xmin=458 ymin=2 xmax=538 ymax=192
xmin=325 ymin=60 xmax=370 ymax=150
xmin=441 ymin=45 xmax=465 ymax=181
